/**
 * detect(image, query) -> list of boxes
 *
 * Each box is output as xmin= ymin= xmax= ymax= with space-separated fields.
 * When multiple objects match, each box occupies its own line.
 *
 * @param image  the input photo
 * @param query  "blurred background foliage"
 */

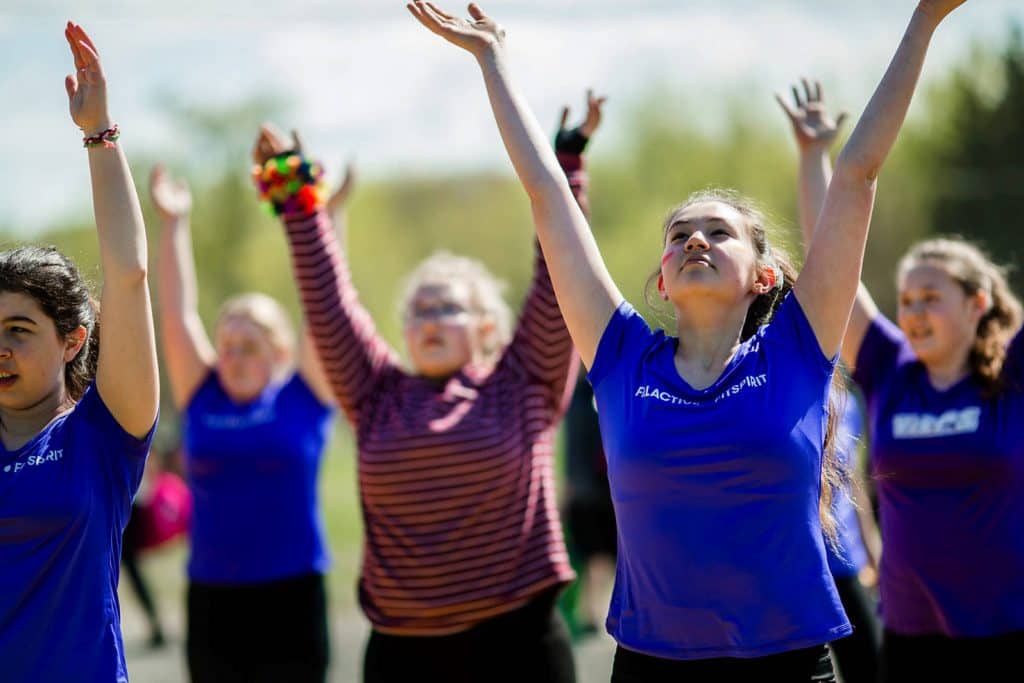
xmin=1 ymin=26 xmax=1022 ymax=609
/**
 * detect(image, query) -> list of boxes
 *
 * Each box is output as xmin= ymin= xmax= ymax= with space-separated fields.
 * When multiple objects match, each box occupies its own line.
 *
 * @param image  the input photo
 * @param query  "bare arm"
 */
xmin=778 ymin=81 xmax=879 ymax=368
xmin=150 ymin=167 xmax=216 ymax=410
xmin=408 ymin=2 xmax=622 ymax=367
xmin=792 ymin=1 xmax=965 ymax=358
xmin=66 ymin=23 xmax=158 ymax=438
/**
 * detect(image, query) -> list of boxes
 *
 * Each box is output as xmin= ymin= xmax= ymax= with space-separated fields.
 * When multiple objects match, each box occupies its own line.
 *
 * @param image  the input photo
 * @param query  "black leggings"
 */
xmin=881 ymin=628 xmax=1024 ymax=683
xmin=829 ymin=575 xmax=881 ymax=683
xmin=121 ymin=507 xmax=163 ymax=639
xmin=363 ymin=588 xmax=575 ymax=683
xmin=612 ymin=644 xmax=835 ymax=682
xmin=187 ymin=573 xmax=329 ymax=683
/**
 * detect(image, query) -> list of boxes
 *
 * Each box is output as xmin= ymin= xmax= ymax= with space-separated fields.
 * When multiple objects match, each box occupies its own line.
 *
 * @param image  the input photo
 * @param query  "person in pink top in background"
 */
xmin=249 ymin=90 xmax=602 ymax=682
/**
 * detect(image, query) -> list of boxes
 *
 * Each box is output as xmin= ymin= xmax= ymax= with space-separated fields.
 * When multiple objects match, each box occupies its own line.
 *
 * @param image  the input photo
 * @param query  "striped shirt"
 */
xmin=280 ymin=155 xmax=586 ymax=635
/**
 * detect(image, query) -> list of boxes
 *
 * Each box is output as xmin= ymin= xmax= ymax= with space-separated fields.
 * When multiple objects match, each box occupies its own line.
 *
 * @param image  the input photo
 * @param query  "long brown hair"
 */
xmin=645 ymin=188 xmax=846 ymax=545
xmin=898 ymin=238 xmax=1023 ymax=398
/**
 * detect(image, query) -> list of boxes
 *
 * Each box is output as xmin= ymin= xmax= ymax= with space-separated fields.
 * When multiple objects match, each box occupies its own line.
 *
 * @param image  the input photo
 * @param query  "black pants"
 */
xmin=612 ymin=644 xmax=835 ymax=682
xmin=363 ymin=588 xmax=575 ymax=683
xmin=880 ymin=628 xmax=1024 ymax=683
xmin=829 ymin=575 xmax=881 ymax=683
xmin=121 ymin=506 xmax=163 ymax=641
xmin=187 ymin=572 xmax=329 ymax=683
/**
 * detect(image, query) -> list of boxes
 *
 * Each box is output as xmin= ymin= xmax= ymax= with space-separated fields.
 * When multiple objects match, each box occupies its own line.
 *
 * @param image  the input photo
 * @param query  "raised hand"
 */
xmin=252 ymin=123 xmax=302 ymax=166
xmin=776 ymin=79 xmax=847 ymax=152
xmin=326 ymin=163 xmax=357 ymax=218
xmin=556 ymin=89 xmax=607 ymax=153
xmin=149 ymin=165 xmax=192 ymax=224
xmin=64 ymin=22 xmax=110 ymax=135
xmin=406 ymin=2 xmax=505 ymax=57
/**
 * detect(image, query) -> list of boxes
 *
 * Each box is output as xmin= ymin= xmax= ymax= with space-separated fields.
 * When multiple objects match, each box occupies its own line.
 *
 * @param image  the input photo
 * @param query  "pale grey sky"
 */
xmin=1 ymin=1 xmax=1021 ymax=233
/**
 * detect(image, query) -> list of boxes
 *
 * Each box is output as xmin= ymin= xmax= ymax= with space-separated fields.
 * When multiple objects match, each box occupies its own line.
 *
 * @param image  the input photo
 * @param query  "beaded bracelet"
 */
xmin=252 ymin=152 xmax=326 ymax=216
xmin=83 ymin=125 xmax=120 ymax=149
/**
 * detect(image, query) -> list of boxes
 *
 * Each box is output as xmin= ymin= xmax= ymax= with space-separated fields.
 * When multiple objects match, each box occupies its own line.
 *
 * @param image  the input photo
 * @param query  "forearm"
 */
xmin=797 ymin=148 xmax=832 ymax=248
xmin=158 ymin=217 xmax=203 ymax=330
xmin=89 ymin=144 xmax=148 ymax=284
xmin=836 ymin=7 xmax=943 ymax=181
xmin=281 ymin=208 xmax=394 ymax=419
xmin=476 ymin=49 xmax=572 ymax=205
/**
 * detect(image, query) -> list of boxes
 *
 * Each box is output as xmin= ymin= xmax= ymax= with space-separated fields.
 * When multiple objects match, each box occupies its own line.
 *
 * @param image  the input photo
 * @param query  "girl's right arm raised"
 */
xmin=252 ymin=125 xmax=399 ymax=424
xmin=407 ymin=2 xmax=622 ymax=368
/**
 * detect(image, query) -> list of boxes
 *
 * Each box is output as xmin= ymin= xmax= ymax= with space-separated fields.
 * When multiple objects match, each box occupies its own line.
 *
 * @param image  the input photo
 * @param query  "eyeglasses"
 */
xmin=404 ymin=301 xmax=473 ymax=324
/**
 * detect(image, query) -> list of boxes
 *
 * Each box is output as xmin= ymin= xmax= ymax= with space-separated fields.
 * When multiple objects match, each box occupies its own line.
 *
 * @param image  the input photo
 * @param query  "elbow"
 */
xmin=113 ymin=263 xmax=150 ymax=289
xmin=834 ymin=149 xmax=882 ymax=185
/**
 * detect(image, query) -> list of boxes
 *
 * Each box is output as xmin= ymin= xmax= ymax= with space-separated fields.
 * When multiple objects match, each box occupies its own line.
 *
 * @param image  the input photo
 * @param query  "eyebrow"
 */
xmin=668 ymin=217 xmax=728 ymax=231
xmin=2 ymin=316 xmax=38 ymax=325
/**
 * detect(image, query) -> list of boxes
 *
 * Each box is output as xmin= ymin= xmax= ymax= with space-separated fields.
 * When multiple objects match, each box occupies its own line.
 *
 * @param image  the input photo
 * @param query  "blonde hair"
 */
xmin=216 ymin=292 xmax=296 ymax=359
xmin=400 ymin=251 xmax=513 ymax=362
xmin=898 ymin=237 xmax=1023 ymax=397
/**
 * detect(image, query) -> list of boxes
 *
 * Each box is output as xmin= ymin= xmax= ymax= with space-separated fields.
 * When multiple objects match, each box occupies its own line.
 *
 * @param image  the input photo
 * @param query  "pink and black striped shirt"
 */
xmin=280 ymin=156 xmax=587 ymax=635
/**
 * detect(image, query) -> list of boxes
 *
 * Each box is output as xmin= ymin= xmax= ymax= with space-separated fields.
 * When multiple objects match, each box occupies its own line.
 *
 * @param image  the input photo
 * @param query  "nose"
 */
xmin=0 ymin=345 xmax=12 ymax=359
xmin=684 ymin=231 xmax=709 ymax=252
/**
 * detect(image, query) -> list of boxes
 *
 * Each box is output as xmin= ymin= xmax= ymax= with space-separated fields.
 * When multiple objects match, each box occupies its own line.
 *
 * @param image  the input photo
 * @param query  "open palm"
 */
xmin=149 ymin=165 xmax=193 ymax=222
xmin=407 ymin=2 xmax=505 ymax=56
xmin=776 ymin=79 xmax=847 ymax=151
xmin=64 ymin=22 xmax=110 ymax=134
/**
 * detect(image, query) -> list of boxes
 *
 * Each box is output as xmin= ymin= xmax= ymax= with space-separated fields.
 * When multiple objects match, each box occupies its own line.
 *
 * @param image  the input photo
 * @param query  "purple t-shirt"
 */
xmin=826 ymin=396 xmax=870 ymax=578
xmin=854 ymin=314 xmax=1024 ymax=636
xmin=589 ymin=294 xmax=850 ymax=660
xmin=184 ymin=371 xmax=332 ymax=584
xmin=0 ymin=383 xmax=154 ymax=682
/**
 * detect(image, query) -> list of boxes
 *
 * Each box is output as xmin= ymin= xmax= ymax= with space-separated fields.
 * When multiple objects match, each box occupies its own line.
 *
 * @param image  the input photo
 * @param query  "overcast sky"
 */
xmin=2 ymin=1 xmax=1022 ymax=234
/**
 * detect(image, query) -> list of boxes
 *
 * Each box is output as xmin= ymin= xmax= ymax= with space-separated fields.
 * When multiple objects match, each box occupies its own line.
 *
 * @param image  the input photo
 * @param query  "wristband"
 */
xmin=554 ymin=126 xmax=589 ymax=156
xmin=83 ymin=125 xmax=120 ymax=149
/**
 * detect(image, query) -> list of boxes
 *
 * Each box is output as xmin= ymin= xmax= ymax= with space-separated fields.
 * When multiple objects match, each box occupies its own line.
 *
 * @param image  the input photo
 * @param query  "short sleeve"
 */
xmin=760 ymin=292 xmax=837 ymax=381
xmin=853 ymin=314 xmax=910 ymax=401
xmin=1002 ymin=327 xmax=1024 ymax=386
xmin=74 ymin=383 xmax=156 ymax=525
xmin=285 ymin=372 xmax=335 ymax=416
xmin=587 ymin=301 xmax=656 ymax=389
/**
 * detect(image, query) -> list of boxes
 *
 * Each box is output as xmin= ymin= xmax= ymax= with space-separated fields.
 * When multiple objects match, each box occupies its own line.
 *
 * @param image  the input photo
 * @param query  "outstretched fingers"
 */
xmin=774 ymin=92 xmax=800 ymax=123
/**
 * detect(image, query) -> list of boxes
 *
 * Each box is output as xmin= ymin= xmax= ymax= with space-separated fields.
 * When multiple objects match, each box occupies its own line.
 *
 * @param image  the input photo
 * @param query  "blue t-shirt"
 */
xmin=0 ymin=383 xmax=154 ymax=683
xmin=589 ymin=294 xmax=851 ymax=660
xmin=184 ymin=372 xmax=333 ymax=584
xmin=854 ymin=315 xmax=1024 ymax=636
xmin=825 ymin=396 xmax=870 ymax=578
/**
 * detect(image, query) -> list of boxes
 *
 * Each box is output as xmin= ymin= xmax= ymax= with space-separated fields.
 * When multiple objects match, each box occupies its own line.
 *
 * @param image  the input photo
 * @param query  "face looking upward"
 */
xmin=403 ymin=280 xmax=495 ymax=380
xmin=0 ymin=291 xmax=85 ymax=414
xmin=897 ymin=262 xmax=988 ymax=371
xmin=659 ymin=201 xmax=775 ymax=308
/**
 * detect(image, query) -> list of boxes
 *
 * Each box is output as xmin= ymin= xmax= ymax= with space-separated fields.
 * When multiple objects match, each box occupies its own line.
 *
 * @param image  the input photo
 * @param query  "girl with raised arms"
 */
xmin=408 ymin=0 xmax=965 ymax=679
xmin=0 ymin=23 xmax=159 ymax=683
xmin=149 ymin=160 xmax=345 ymax=682
xmin=781 ymin=59 xmax=1024 ymax=683
xmin=250 ymin=93 xmax=603 ymax=681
